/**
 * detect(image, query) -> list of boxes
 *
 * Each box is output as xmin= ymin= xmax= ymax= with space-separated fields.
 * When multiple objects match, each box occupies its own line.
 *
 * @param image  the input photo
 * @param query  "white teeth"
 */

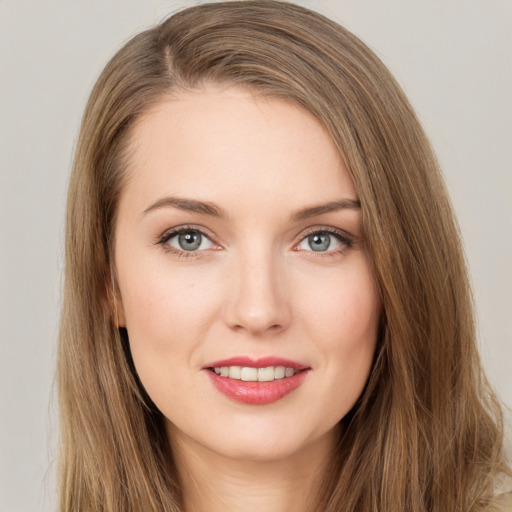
xmin=241 ymin=367 xmax=258 ymax=381
xmin=257 ymin=367 xmax=274 ymax=382
xmin=228 ymin=366 xmax=241 ymax=379
xmin=274 ymin=366 xmax=285 ymax=379
xmin=212 ymin=365 xmax=298 ymax=382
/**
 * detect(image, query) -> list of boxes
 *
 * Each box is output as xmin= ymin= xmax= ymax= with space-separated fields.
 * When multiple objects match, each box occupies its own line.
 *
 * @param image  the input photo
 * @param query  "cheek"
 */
xmin=116 ymin=257 xmax=222 ymax=389
xmin=300 ymin=258 xmax=381 ymax=347
xmin=116 ymin=267 xmax=223 ymax=417
xmin=120 ymin=262 xmax=220 ymax=341
xmin=298 ymin=259 xmax=381 ymax=412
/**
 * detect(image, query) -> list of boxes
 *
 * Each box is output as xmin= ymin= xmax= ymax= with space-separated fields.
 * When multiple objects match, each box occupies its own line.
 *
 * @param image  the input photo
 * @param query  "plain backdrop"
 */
xmin=1 ymin=1 xmax=511 ymax=510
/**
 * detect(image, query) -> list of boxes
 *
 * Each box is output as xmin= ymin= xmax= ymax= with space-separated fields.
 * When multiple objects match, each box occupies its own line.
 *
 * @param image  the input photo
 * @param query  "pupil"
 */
xmin=309 ymin=233 xmax=330 ymax=252
xmin=179 ymin=232 xmax=201 ymax=251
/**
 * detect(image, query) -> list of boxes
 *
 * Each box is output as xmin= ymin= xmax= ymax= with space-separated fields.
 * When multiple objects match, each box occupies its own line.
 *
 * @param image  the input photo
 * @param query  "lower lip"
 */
xmin=205 ymin=370 xmax=309 ymax=405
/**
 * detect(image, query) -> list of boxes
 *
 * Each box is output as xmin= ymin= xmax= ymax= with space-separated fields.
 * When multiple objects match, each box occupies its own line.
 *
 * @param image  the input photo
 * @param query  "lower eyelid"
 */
xmin=171 ymin=234 xmax=213 ymax=251
xmin=157 ymin=227 xmax=352 ymax=256
xmin=296 ymin=230 xmax=353 ymax=251
xmin=155 ymin=227 xmax=215 ymax=255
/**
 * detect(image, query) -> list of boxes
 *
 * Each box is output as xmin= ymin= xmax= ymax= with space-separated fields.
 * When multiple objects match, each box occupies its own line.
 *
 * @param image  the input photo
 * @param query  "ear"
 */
xmin=113 ymin=282 xmax=127 ymax=328
xmin=106 ymin=271 xmax=126 ymax=328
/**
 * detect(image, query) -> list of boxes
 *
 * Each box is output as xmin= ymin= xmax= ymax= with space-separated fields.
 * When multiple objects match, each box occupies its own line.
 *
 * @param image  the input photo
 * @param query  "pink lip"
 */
xmin=204 ymin=356 xmax=309 ymax=371
xmin=203 ymin=356 xmax=310 ymax=405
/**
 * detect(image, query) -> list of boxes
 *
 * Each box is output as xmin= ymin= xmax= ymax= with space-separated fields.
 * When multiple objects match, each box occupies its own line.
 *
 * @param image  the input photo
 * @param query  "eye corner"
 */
xmin=155 ymin=225 xmax=222 ymax=258
xmin=293 ymin=227 xmax=354 ymax=256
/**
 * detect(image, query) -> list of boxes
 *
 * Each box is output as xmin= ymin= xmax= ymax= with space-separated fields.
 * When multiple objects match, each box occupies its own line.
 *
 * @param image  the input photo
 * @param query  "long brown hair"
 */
xmin=58 ymin=1 xmax=510 ymax=510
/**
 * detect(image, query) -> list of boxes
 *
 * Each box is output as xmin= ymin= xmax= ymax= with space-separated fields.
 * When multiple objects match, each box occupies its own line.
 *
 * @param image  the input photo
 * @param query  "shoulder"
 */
xmin=488 ymin=491 xmax=512 ymax=512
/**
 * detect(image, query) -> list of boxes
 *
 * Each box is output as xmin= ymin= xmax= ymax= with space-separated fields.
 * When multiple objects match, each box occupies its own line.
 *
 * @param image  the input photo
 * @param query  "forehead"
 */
xmin=121 ymin=85 xmax=357 ymax=215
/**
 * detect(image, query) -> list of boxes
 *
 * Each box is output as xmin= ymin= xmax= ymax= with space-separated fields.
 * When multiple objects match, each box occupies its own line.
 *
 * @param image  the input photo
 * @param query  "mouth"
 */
xmin=203 ymin=357 xmax=310 ymax=405
xmin=209 ymin=365 xmax=300 ymax=381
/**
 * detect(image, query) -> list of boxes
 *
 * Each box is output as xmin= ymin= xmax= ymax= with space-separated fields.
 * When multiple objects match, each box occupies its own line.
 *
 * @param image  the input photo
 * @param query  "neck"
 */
xmin=168 ymin=426 xmax=339 ymax=512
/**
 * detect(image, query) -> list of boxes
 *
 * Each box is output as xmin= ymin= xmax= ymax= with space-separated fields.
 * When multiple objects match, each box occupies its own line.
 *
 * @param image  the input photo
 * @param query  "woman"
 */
xmin=58 ymin=1 xmax=511 ymax=510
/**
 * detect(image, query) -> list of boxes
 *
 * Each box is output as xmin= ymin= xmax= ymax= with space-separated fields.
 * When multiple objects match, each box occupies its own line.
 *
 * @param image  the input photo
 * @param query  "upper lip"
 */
xmin=203 ymin=356 xmax=309 ymax=371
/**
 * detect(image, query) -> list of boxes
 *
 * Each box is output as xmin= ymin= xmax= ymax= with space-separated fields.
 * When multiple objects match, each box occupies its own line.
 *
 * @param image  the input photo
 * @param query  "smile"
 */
xmin=211 ymin=366 xmax=298 ymax=381
xmin=204 ymin=357 xmax=310 ymax=405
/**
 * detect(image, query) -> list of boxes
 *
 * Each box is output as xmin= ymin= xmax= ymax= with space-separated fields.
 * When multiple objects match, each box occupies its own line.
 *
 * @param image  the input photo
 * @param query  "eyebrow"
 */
xmin=142 ymin=196 xmax=361 ymax=220
xmin=291 ymin=199 xmax=361 ymax=221
xmin=143 ymin=196 xmax=228 ymax=218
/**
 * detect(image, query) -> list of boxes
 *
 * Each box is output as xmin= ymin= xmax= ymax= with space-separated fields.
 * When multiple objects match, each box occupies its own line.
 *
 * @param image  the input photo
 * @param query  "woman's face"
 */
xmin=114 ymin=85 xmax=381 ymax=462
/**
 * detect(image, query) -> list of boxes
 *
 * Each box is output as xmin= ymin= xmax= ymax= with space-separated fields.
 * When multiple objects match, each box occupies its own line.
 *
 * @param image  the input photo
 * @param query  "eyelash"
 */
xmin=156 ymin=225 xmax=354 ymax=259
xmin=296 ymin=227 xmax=354 ymax=257
xmin=157 ymin=225 xmax=217 ymax=259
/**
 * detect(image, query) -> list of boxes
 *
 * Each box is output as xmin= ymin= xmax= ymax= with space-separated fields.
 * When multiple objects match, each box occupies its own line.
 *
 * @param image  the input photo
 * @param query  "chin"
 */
xmin=216 ymin=436 xmax=306 ymax=462
xmin=168 ymin=414 xmax=340 ymax=465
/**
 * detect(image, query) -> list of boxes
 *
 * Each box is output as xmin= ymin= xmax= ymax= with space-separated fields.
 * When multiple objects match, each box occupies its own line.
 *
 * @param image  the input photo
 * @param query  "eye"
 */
xmin=296 ymin=229 xmax=351 ymax=253
xmin=163 ymin=228 xmax=215 ymax=252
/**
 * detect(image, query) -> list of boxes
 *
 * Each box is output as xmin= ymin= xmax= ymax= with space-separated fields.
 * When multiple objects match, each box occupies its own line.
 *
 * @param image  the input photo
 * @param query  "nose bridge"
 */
xmin=224 ymin=241 xmax=290 ymax=335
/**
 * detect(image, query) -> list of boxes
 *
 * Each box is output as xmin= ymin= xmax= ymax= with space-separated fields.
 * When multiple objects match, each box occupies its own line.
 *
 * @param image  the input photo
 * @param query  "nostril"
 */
xmin=230 ymin=322 xmax=283 ymax=334
xmin=222 ymin=272 xmax=291 ymax=334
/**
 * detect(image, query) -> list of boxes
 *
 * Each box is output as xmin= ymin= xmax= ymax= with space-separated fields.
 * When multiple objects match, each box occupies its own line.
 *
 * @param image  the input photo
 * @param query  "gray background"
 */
xmin=1 ymin=1 xmax=510 ymax=510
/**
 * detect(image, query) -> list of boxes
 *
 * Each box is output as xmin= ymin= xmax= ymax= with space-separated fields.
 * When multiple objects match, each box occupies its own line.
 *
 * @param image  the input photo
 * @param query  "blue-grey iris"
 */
xmin=308 ymin=233 xmax=330 ymax=252
xmin=178 ymin=232 xmax=202 ymax=251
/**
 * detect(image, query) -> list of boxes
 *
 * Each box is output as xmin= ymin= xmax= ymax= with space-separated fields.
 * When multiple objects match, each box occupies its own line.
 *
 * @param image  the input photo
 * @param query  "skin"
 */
xmin=114 ymin=85 xmax=382 ymax=512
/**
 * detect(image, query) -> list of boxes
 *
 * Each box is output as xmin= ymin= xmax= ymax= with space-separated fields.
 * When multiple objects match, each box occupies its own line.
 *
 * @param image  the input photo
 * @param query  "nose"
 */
xmin=223 ymin=247 xmax=291 ymax=336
